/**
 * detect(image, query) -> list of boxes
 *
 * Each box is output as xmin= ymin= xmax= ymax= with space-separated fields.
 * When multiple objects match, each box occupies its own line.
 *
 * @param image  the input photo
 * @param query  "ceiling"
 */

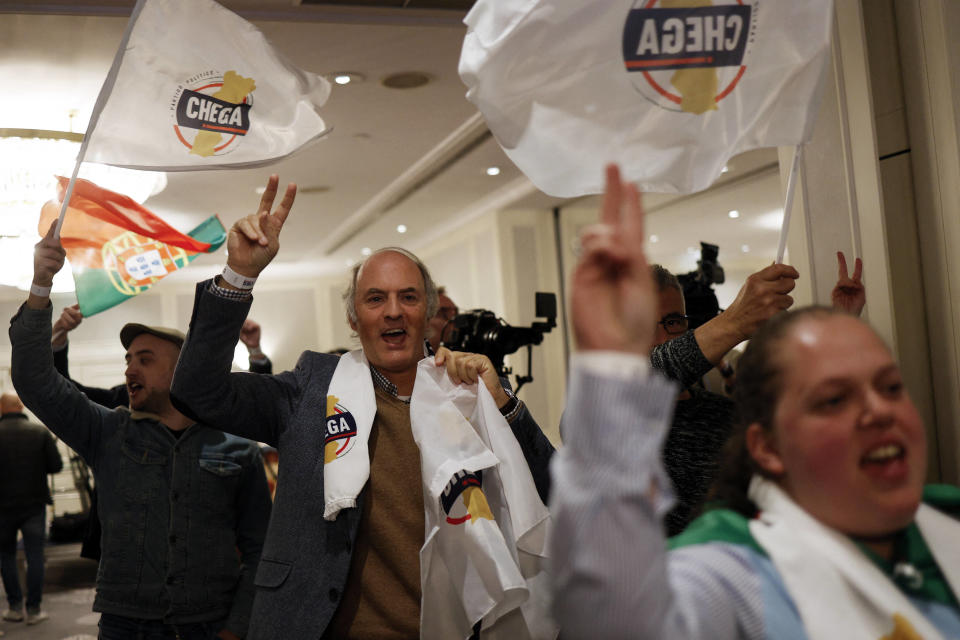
xmin=0 ymin=0 xmax=785 ymax=299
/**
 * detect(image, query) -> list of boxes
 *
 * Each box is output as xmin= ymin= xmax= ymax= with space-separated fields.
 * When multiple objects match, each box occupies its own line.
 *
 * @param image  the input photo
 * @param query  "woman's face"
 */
xmin=756 ymin=315 xmax=926 ymax=536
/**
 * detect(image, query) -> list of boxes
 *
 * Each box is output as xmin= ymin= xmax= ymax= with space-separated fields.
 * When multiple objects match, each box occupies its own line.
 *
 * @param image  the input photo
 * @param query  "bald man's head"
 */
xmin=0 ymin=393 xmax=23 ymax=415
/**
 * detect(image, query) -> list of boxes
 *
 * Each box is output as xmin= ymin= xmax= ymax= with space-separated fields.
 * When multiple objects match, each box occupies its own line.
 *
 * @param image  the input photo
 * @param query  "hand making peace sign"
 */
xmin=226 ymin=174 xmax=298 ymax=279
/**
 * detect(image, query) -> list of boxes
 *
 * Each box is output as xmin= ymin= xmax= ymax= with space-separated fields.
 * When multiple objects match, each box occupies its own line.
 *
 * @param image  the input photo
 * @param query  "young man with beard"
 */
xmin=10 ymin=223 xmax=272 ymax=640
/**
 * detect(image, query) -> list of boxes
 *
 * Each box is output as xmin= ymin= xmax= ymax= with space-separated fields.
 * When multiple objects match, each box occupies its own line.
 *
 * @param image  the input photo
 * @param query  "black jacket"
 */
xmin=0 ymin=412 xmax=63 ymax=509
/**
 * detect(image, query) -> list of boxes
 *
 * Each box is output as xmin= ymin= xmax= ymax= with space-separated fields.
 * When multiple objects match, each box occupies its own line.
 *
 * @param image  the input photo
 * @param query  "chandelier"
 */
xmin=0 ymin=129 xmax=167 ymax=293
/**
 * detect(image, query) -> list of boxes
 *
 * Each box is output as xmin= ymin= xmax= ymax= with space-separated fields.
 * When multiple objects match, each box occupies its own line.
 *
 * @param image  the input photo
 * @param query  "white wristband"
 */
xmin=221 ymin=265 xmax=257 ymax=290
xmin=30 ymin=282 xmax=52 ymax=297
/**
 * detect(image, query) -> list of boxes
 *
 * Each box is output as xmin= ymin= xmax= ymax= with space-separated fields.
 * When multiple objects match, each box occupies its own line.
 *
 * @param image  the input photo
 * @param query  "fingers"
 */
xmin=438 ymin=350 xmax=488 ymax=386
xmin=257 ymin=174 xmax=279 ymax=215
xmin=600 ymin=164 xmax=623 ymax=227
xmin=852 ymin=257 xmax=863 ymax=282
xmin=757 ymin=263 xmax=800 ymax=281
xmin=772 ymin=276 xmax=797 ymax=294
xmin=236 ymin=215 xmax=267 ymax=245
xmin=273 ymin=183 xmax=297 ymax=226
xmin=837 ymin=251 xmax=848 ymax=279
xmin=44 ymin=219 xmax=58 ymax=240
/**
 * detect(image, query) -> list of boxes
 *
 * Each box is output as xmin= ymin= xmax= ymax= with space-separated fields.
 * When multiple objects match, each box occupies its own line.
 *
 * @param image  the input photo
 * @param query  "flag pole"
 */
xmin=54 ymin=0 xmax=148 ymax=239
xmin=775 ymin=145 xmax=803 ymax=264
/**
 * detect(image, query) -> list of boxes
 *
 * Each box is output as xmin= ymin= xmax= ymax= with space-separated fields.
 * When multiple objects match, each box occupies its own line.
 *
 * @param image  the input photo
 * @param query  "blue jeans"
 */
xmin=98 ymin=613 xmax=226 ymax=640
xmin=0 ymin=505 xmax=46 ymax=611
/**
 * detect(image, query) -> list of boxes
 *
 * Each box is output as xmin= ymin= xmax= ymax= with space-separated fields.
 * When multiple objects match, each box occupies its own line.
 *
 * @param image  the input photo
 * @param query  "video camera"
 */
xmin=442 ymin=292 xmax=557 ymax=392
xmin=677 ymin=241 xmax=724 ymax=330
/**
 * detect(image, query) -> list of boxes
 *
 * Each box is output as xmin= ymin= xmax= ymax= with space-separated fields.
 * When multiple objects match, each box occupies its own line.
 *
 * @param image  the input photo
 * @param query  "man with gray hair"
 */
xmin=171 ymin=175 xmax=553 ymax=639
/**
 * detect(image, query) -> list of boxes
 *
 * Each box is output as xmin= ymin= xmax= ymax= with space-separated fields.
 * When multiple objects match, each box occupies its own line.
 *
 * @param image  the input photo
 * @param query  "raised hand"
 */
xmin=239 ymin=319 xmax=261 ymax=349
xmin=226 ymin=174 xmax=297 ymax=279
xmin=570 ymin=165 xmax=656 ymax=355
xmin=52 ymin=304 xmax=83 ymax=348
xmin=719 ymin=262 xmax=799 ymax=343
xmin=28 ymin=221 xmax=67 ymax=311
xmin=434 ymin=347 xmax=510 ymax=409
xmin=831 ymin=251 xmax=865 ymax=316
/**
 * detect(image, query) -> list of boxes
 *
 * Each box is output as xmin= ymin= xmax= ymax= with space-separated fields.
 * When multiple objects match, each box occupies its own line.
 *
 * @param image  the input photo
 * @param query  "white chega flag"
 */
xmin=82 ymin=0 xmax=331 ymax=171
xmin=411 ymin=360 xmax=556 ymax=640
xmin=459 ymin=0 xmax=834 ymax=196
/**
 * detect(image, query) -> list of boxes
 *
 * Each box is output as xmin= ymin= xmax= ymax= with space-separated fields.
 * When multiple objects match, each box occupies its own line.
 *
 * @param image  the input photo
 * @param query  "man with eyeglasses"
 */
xmin=427 ymin=286 xmax=458 ymax=353
xmin=649 ymin=262 xmax=799 ymax=534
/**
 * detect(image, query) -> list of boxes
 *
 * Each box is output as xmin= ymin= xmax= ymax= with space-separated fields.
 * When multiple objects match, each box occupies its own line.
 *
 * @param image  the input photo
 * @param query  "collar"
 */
xmin=118 ymin=406 xmax=165 ymax=422
xmin=370 ymin=366 xmax=409 ymax=404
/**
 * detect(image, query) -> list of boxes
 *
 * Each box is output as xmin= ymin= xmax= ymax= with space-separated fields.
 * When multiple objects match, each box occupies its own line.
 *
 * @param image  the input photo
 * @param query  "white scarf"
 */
xmin=322 ymin=349 xmax=377 ymax=520
xmin=323 ymin=352 xmax=555 ymax=639
xmin=748 ymin=475 xmax=960 ymax=640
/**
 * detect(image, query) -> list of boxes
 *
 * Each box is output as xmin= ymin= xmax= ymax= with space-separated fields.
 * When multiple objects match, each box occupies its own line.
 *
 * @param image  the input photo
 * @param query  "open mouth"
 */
xmin=381 ymin=328 xmax=407 ymax=345
xmin=859 ymin=442 xmax=907 ymax=480
xmin=127 ymin=382 xmax=144 ymax=396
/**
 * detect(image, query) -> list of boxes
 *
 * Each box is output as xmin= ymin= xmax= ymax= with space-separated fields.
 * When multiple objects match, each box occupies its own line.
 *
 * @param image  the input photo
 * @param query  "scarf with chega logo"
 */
xmin=748 ymin=475 xmax=960 ymax=640
xmin=322 ymin=351 xmax=555 ymax=639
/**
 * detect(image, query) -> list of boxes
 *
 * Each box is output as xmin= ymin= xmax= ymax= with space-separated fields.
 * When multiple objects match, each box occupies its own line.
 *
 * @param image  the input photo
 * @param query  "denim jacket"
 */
xmin=9 ymin=304 xmax=271 ymax=637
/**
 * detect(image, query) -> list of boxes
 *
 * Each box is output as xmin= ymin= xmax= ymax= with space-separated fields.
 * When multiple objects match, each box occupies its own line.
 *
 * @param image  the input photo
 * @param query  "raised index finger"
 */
xmin=600 ymin=164 xmax=623 ymax=227
xmin=836 ymin=251 xmax=849 ymax=280
xmin=852 ymin=257 xmax=863 ymax=282
xmin=257 ymin=174 xmax=280 ymax=215
xmin=272 ymin=182 xmax=298 ymax=226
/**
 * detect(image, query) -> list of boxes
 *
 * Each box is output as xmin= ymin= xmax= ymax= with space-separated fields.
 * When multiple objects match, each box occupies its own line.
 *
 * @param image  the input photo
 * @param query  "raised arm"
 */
xmin=240 ymin=319 xmax=273 ymax=374
xmin=690 ymin=262 xmax=799 ymax=366
xmin=10 ymin=222 xmax=111 ymax=466
xmin=551 ymin=166 xmax=750 ymax=639
xmin=52 ymin=305 xmax=130 ymax=409
xmin=171 ymin=175 xmax=299 ymax=447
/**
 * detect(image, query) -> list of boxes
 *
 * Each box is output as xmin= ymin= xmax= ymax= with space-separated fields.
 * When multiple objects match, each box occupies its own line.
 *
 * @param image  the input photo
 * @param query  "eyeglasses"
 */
xmin=436 ymin=306 xmax=458 ymax=321
xmin=657 ymin=313 xmax=690 ymax=336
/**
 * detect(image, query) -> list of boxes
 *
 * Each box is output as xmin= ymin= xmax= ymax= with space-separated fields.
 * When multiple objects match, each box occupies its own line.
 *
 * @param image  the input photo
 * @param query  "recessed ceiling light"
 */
xmin=396 ymin=224 xmax=407 ymax=234
xmin=361 ymin=247 xmax=372 ymax=257
xmin=741 ymin=244 xmax=750 ymax=253
xmin=486 ymin=166 xmax=501 ymax=176
xmin=328 ymin=72 xmax=364 ymax=86
xmin=721 ymin=165 xmax=730 ymax=174
xmin=728 ymin=210 xmax=740 ymax=219
xmin=381 ymin=71 xmax=431 ymax=90
xmin=649 ymin=234 xmax=659 ymax=243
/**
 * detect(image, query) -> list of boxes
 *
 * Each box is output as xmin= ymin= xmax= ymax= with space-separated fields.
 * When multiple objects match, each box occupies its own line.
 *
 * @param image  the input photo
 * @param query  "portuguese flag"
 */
xmin=40 ymin=177 xmax=226 ymax=316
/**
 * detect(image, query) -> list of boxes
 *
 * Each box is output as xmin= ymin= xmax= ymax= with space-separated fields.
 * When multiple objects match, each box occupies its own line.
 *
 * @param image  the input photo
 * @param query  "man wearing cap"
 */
xmin=9 ymin=222 xmax=272 ymax=640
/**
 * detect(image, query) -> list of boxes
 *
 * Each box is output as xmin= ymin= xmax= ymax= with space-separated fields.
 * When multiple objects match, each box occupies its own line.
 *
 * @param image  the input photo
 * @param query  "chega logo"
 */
xmin=622 ymin=0 xmax=756 ymax=115
xmin=441 ymin=470 xmax=494 ymax=526
xmin=170 ymin=70 xmax=255 ymax=158
xmin=323 ymin=395 xmax=358 ymax=463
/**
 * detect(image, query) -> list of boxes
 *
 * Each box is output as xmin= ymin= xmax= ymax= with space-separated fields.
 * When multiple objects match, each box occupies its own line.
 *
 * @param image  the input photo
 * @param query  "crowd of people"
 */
xmin=1 ymin=163 xmax=953 ymax=640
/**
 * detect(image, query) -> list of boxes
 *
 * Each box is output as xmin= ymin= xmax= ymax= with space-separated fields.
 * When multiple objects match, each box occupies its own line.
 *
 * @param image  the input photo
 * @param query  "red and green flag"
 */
xmin=39 ymin=176 xmax=225 ymax=316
